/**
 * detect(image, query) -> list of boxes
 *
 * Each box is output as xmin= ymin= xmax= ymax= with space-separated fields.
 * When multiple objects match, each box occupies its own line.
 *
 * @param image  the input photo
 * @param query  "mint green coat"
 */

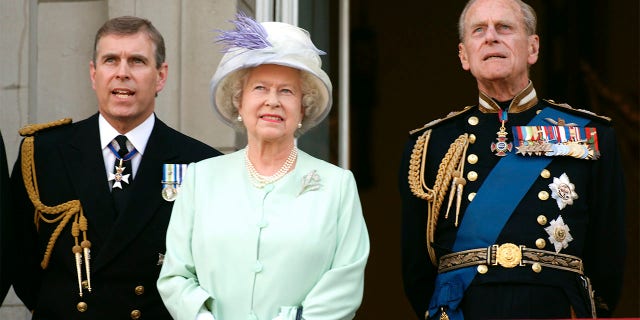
xmin=157 ymin=149 xmax=370 ymax=320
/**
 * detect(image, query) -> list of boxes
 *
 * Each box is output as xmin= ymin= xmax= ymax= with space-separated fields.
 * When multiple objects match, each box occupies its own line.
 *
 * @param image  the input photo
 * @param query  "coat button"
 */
xmin=538 ymin=191 xmax=549 ymax=201
xmin=77 ymin=302 xmax=88 ymax=312
xmin=468 ymin=116 xmax=479 ymax=126
xmin=540 ymin=169 xmax=551 ymax=179
xmin=537 ymin=215 xmax=548 ymax=225
xmin=535 ymin=238 xmax=546 ymax=249
xmin=468 ymin=134 xmax=476 ymax=144
xmin=477 ymin=265 xmax=488 ymax=274
xmin=135 ymin=285 xmax=145 ymax=295
xmin=467 ymin=154 xmax=478 ymax=164
xmin=254 ymin=261 xmax=263 ymax=273
xmin=468 ymin=192 xmax=476 ymax=202
xmin=532 ymin=263 xmax=542 ymax=273
xmin=257 ymin=219 xmax=268 ymax=228
xmin=467 ymin=171 xmax=478 ymax=182
xmin=131 ymin=309 xmax=142 ymax=319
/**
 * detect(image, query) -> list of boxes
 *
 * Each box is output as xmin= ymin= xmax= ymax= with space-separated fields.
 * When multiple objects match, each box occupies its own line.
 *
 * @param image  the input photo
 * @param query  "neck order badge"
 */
xmin=108 ymin=135 xmax=137 ymax=189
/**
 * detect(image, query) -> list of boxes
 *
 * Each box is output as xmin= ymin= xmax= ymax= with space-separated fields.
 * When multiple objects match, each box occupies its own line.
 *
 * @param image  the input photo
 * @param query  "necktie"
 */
xmin=111 ymin=135 xmax=134 ymax=217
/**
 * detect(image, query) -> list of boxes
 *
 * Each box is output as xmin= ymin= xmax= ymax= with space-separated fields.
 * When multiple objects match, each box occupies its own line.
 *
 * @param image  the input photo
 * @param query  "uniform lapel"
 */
xmin=93 ymin=120 xmax=179 ymax=271
xmin=64 ymin=114 xmax=114 ymax=244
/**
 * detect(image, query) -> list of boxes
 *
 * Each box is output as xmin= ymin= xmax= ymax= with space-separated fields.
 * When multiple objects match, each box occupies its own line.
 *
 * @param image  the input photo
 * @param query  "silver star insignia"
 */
xmin=548 ymin=173 xmax=578 ymax=210
xmin=545 ymin=215 xmax=573 ymax=253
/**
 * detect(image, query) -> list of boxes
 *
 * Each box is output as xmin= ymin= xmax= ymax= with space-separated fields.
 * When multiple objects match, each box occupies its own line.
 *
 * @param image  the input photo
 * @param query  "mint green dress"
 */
xmin=157 ymin=150 xmax=370 ymax=320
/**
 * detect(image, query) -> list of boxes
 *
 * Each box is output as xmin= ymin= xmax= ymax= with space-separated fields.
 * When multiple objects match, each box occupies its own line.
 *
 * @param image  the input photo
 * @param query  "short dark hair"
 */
xmin=93 ymin=16 xmax=166 ymax=69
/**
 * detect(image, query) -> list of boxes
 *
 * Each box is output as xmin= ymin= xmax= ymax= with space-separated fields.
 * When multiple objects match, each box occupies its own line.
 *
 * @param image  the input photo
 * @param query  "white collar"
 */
xmin=99 ymin=113 xmax=155 ymax=155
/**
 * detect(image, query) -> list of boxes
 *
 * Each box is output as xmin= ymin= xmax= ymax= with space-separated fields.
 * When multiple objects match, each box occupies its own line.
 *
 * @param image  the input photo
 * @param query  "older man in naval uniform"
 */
xmin=399 ymin=0 xmax=625 ymax=319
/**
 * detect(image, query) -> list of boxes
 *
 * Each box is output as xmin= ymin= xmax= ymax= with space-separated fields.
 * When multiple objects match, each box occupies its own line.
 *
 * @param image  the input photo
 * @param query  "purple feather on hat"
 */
xmin=216 ymin=12 xmax=271 ymax=52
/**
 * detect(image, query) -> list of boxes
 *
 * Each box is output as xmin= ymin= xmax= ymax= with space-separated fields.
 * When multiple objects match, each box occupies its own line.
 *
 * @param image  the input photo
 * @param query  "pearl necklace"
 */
xmin=245 ymin=146 xmax=298 ymax=188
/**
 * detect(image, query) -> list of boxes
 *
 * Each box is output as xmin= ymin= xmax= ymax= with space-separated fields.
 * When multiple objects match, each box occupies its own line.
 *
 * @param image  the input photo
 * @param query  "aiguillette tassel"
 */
xmin=73 ymin=245 xmax=83 ymax=297
xmin=439 ymin=307 xmax=450 ymax=320
xmin=454 ymin=177 xmax=466 ymax=227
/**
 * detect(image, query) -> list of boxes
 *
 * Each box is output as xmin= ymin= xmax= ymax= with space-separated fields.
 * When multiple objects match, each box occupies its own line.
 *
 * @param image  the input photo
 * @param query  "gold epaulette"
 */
xmin=19 ymin=117 xmax=92 ymax=297
xmin=409 ymin=106 xmax=474 ymax=135
xmin=19 ymin=118 xmax=72 ymax=137
xmin=544 ymin=99 xmax=612 ymax=122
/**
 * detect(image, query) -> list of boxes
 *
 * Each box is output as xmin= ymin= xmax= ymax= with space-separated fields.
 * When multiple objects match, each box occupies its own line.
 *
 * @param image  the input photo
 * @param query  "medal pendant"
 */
xmin=491 ymin=127 xmax=513 ymax=156
xmin=491 ymin=111 xmax=512 ymax=156
xmin=114 ymin=164 xmax=125 ymax=181
xmin=108 ymin=159 xmax=130 ymax=189
xmin=162 ymin=185 xmax=178 ymax=202
xmin=161 ymin=164 xmax=188 ymax=202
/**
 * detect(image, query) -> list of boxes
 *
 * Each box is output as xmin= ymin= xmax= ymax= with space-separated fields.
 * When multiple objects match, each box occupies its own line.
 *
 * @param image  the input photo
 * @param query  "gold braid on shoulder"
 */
xmin=408 ymin=130 xmax=471 ymax=266
xmin=19 ymin=118 xmax=92 ymax=297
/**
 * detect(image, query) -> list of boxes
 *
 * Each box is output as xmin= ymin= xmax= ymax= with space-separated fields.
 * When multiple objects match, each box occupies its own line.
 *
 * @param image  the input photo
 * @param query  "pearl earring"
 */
xmin=237 ymin=115 xmax=243 ymax=122
xmin=297 ymin=123 xmax=302 ymax=129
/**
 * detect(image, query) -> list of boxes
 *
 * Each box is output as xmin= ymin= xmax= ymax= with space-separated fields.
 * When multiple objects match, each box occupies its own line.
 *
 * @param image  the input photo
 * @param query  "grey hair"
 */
xmin=458 ymin=0 xmax=537 ymax=41
xmin=229 ymin=67 xmax=321 ymax=136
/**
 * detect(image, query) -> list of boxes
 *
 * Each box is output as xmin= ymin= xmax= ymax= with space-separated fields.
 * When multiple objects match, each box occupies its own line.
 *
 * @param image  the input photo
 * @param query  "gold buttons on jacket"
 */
xmin=538 ymin=191 xmax=549 ymax=201
xmin=135 ymin=285 xmax=145 ymax=295
xmin=477 ymin=265 xmax=488 ymax=274
xmin=468 ymin=134 xmax=476 ymax=144
xmin=82 ymin=280 xmax=89 ymax=289
xmin=467 ymin=171 xmax=478 ymax=182
xmin=468 ymin=116 xmax=479 ymax=126
xmin=468 ymin=192 xmax=476 ymax=201
xmin=540 ymin=169 xmax=551 ymax=179
xmin=537 ymin=215 xmax=547 ymax=225
xmin=77 ymin=302 xmax=88 ymax=312
xmin=532 ymin=263 xmax=542 ymax=273
xmin=467 ymin=154 xmax=478 ymax=164
xmin=131 ymin=309 xmax=141 ymax=319
xmin=535 ymin=238 xmax=546 ymax=249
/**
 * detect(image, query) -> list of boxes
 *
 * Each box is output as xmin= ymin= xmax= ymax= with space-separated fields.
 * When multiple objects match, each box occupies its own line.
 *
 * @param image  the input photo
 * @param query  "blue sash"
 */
xmin=428 ymin=107 xmax=591 ymax=319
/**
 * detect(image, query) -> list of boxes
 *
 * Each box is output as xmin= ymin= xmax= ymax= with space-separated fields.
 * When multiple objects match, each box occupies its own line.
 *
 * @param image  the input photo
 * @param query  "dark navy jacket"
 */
xmin=10 ymin=113 xmax=221 ymax=319
xmin=399 ymin=87 xmax=625 ymax=319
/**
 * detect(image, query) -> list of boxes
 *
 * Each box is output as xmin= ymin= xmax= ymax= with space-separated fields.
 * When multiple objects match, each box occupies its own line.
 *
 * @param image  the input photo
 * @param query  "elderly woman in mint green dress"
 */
xmin=157 ymin=13 xmax=370 ymax=320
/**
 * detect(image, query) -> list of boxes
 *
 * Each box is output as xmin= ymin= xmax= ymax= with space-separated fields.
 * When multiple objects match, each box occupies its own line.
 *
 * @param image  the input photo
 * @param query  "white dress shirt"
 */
xmin=99 ymin=113 xmax=154 ymax=189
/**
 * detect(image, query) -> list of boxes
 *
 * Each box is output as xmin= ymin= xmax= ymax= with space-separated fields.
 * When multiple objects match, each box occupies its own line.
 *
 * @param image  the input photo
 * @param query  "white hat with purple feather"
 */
xmin=210 ymin=13 xmax=332 ymax=134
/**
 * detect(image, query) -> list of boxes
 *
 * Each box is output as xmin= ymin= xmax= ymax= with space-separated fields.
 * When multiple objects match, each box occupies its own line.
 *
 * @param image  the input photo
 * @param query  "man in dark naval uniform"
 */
xmin=398 ymin=0 xmax=625 ymax=319
xmin=10 ymin=16 xmax=221 ymax=319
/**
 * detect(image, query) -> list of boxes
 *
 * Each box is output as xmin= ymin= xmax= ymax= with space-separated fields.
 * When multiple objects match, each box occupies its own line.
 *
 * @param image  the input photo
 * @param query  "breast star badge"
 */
xmin=548 ymin=172 xmax=578 ymax=210
xmin=544 ymin=215 xmax=573 ymax=253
